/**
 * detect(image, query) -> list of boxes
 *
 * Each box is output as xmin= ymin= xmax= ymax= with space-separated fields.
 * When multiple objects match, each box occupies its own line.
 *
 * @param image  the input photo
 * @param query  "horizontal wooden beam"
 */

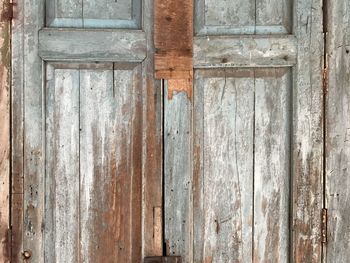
xmin=39 ymin=28 xmax=147 ymax=62
xmin=144 ymin=257 xmax=182 ymax=263
xmin=194 ymin=35 xmax=297 ymax=68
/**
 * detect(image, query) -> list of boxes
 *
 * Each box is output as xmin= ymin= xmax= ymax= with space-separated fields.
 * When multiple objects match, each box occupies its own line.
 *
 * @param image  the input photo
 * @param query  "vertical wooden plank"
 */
xmin=193 ymin=70 xmax=254 ymax=263
xmin=11 ymin=0 xmax=24 ymax=260
xmin=80 ymin=64 xmax=142 ymax=262
xmin=44 ymin=66 xmax=80 ymax=262
xmin=142 ymin=0 xmax=163 ymax=257
xmin=292 ymin=0 xmax=324 ymax=262
xmin=253 ymin=69 xmax=291 ymax=262
xmin=326 ymin=0 xmax=350 ymax=261
xmin=164 ymin=89 xmax=192 ymax=260
xmin=22 ymin=0 xmax=45 ymax=261
xmin=0 ymin=0 xmax=11 ymax=261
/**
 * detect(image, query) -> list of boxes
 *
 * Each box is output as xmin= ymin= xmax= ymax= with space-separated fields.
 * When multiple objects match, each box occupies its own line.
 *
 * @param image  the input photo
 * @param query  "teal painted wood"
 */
xmin=46 ymin=0 xmax=141 ymax=28
xmin=195 ymin=0 xmax=292 ymax=35
xmin=326 ymin=0 xmax=350 ymax=261
xmin=194 ymin=35 xmax=297 ymax=68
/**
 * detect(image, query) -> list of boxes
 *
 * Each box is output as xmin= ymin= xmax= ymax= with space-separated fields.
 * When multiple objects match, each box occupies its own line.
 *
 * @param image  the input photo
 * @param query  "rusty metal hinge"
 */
xmin=1 ymin=1 xmax=14 ymax=22
xmin=144 ymin=257 xmax=182 ymax=263
xmin=321 ymin=208 xmax=328 ymax=244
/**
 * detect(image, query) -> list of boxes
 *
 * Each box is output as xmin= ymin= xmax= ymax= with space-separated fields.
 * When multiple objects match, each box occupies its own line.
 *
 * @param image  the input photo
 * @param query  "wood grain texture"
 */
xmin=39 ymin=29 xmax=146 ymax=62
xmin=0 ymin=0 xmax=10 ymax=261
xmin=142 ymin=0 xmax=163 ymax=257
xmin=194 ymin=35 xmax=297 ymax=68
xmin=292 ymin=0 xmax=324 ymax=262
xmin=22 ymin=0 xmax=45 ymax=261
xmin=80 ymin=64 xmax=142 ymax=262
xmin=253 ymin=69 xmax=291 ymax=262
xmin=193 ymin=69 xmax=255 ymax=263
xmin=326 ymin=0 xmax=350 ymax=261
xmin=44 ymin=66 xmax=80 ymax=263
xmin=164 ymin=88 xmax=192 ymax=260
xmin=154 ymin=0 xmax=193 ymax=99
xmin=11 ymin=0 xmax=24 ymax=260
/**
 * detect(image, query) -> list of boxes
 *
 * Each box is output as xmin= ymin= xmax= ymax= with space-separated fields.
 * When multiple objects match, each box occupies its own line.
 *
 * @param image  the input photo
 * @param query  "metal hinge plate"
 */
xmin=144 ymin=257 xmax=182 ymax=263
xmin=1 ymin=1 xmax=14 ymax=22
xmin=321 ymin=208 xmax=328 ymax=244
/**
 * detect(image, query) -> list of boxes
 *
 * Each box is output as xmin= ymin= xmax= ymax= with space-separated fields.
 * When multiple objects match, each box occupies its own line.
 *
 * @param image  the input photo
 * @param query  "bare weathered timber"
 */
xmin=292 ymin=0 xmax=324 ymax=262
xmin=79 ymin=64 xmax=142 ymax=262
xmin=0 ymin=0 xmax=10 ymax=261
xmin=142 ymin=0 xmax=163 ymax=257
xmin=164 ymin=88 xmax=192 ymax=260
xmin=154 ymin=0 xmax=193 ymax=99
xmin=326 ymin=0 xmax=350 ymax=261
xmin=39 ymin=29 xmax=146 ymax=62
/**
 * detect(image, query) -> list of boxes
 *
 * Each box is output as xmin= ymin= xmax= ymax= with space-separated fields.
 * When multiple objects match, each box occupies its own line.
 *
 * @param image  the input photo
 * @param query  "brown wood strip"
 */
xmin=154 ymin=0 xmax=193 ymax=99
xmin=0 ymin=0 xmax=11 ymax=261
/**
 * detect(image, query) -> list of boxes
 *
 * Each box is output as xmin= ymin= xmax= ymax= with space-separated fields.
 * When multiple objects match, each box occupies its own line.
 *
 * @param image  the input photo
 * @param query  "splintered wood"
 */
xmin=154 ymin=0 xmax=193 ymax=100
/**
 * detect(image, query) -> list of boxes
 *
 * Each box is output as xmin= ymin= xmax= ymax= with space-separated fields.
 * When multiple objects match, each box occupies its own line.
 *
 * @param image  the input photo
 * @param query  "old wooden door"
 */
xmin=11 ymin=0 xmax=163 ymax=262
xmin=164 ymin=0 xmax=324 ymax=262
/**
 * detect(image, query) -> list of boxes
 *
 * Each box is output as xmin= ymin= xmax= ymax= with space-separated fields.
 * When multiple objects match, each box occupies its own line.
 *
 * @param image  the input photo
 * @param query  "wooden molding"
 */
xmin=154 ymin=0 xmax=193 ymax=99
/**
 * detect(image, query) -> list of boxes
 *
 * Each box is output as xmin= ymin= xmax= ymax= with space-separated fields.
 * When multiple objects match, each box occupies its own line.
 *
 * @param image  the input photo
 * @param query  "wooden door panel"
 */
xmin=195 ymin=0 xmax=292 ymax=35
xmin=46 ymin=0 xmax=141 ymax=28
xmin=165 ymin=0 xmax=324 ymax=262
xmin=11 ymin=0 xmax=162 ymax=261
xmin=44 ymin=63 xmax=142 ymax=262
xmin=193 ymin=69 xmax=291 ymax=262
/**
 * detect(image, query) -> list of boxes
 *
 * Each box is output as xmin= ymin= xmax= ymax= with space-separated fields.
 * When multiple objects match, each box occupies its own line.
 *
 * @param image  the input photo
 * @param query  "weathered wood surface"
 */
xmin=12 ymin=0 xmax=160 ymax=261
xmin=79 ymin=64 xmax=142 ymax=262
xmin=194 ymin=36 xmax=297 ymax=68
xmin=164 ymin=88 xmax=192 ymax=260
xmin=195 ymin=0 xmax=292 ymax=35
xmin=142 ymin=0 xmax=163 ymax=257
xmin=22 ymin=0 xmax=45 ymax=261
xmin=11 ymin=0 xmax=24 ymax=260
xmin=254 ymin=69 xmax=291 ymax=262
xmin=45 ymin=65 xmax=80 ymax=263
xmin=0 ymin=0 xmax=11 ymax=261
xmin=39 ymin=29 xmax=146 ymax=62
xmin=291 ymin=0 xmax=324 ymax=262
xmin=46 ymin=0 xmax=141 ymax=28
xmin=193 ymin=69 xmax=255 ymax=262
xmin=326 ymin=0 xmax=350 ymax=261
xmin=154 ymin=0 xmax=193 ymax=99
xmin=166 ymin=0 xmax=324 ymax=261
